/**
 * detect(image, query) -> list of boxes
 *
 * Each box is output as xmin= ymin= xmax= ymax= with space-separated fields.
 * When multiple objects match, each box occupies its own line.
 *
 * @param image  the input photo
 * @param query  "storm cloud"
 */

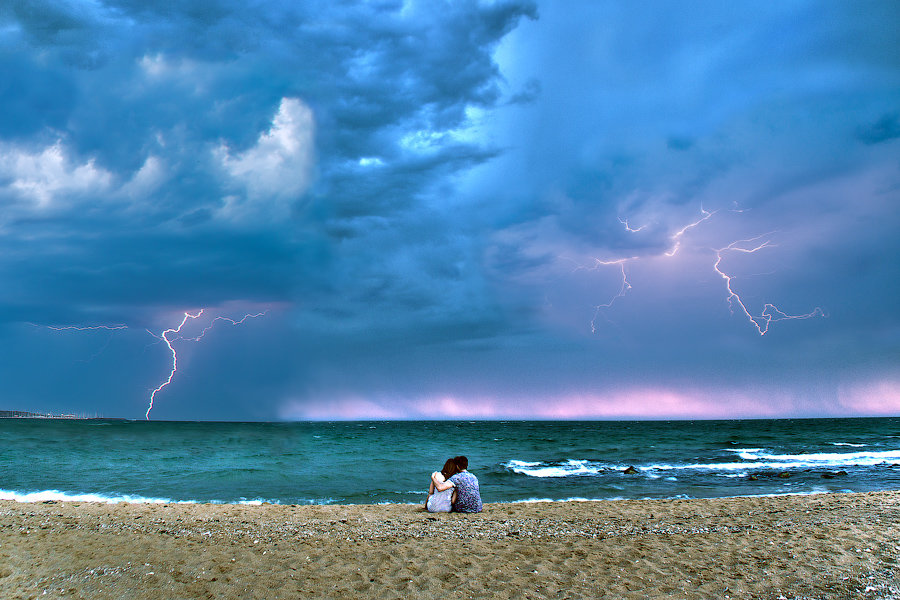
xmin=1 ymin=1 xmax=897 ymax=420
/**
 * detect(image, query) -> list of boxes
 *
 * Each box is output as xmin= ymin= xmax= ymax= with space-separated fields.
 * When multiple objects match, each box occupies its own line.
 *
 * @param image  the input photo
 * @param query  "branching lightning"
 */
xmin=32 ymin=324 xmax=128 ymax=331
xmin=145 ymin=309 xmax=267 ymax=420
xmin=664 ymin=206 xmax=716 ymax=257
xmin=28 ymin=322 xmax=128 ymax=363
xmin=588 ymin=260 xmax=632 ymax=333
xmin=180 ymin=312 xmax=268 ymax=342
xmin=713 ymin=236 xmax=825 ymax=336
xmin=618 ymin=217 xmax=646 ymax=233
xmin=29 ymin=309 xmax=266 ymax=419
xmin=145 ymin=310 xmax=204 ymax=420
xmin=585 ymin=207 xmax=825 ymax=336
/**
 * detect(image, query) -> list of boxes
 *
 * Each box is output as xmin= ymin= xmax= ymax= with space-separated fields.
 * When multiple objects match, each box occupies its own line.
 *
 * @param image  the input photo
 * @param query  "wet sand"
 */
xmin=2 ymin=491 xmax=899 ymax=599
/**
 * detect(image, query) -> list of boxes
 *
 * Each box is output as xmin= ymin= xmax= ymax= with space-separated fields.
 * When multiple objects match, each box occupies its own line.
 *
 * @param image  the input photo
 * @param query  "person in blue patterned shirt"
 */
xmin=448 ymin=455 xmax=482 ymax=513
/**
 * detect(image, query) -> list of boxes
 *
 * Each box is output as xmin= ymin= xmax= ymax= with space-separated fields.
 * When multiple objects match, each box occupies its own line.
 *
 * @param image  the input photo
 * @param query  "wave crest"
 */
xmin=506 ymin=448 xmax=900 ymax=478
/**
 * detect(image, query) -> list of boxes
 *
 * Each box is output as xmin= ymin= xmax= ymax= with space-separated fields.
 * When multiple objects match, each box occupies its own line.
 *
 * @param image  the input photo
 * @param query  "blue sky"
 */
xmin=1 ymin=0 xmax=898 ymax=420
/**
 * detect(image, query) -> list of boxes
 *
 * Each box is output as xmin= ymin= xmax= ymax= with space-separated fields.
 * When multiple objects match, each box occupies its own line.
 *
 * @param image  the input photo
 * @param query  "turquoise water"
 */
xmin=1 ymin=418 xmax=899 ymax=505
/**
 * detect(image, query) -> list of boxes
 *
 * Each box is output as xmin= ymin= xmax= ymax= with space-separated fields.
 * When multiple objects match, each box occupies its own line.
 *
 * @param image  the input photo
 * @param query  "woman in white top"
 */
xmin=425 ymin=458 xmax=459 ymax=512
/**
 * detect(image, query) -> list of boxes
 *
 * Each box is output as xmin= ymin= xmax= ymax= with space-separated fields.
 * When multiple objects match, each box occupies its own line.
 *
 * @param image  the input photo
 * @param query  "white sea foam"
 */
xmin=507 ymin=460 xmax=542 ymax=467
xmin=506 ymin=447 xmax=900 ymax=478
xmin=729 ymin=448 xmax=900 ymax=466
xmin=510 ymin=497 xmax=624 ymax=504
xmin=831 ymin=443 xmax=865 ymax=447
xmin=0 ymin=489 xmax=192 ymax=504
xmin=0 ymin=489 xmax=321 ymax=506
xmin=505 ymin=459 xmax=609 ymax=478
xmin=508 ymin=490 xmax=840 ymax=503
xmin=736 ymin=490 xmax=829 ymax=499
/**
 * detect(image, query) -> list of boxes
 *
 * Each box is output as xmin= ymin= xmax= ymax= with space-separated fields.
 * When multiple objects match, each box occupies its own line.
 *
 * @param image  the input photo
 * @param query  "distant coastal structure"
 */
xmin=0 ymin=410 xmax=84 ymax=419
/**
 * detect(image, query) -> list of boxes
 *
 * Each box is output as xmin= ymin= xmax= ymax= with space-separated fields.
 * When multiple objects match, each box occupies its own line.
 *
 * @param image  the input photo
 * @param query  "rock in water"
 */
xmin=822 ymin=470 xmax=848 ymax=479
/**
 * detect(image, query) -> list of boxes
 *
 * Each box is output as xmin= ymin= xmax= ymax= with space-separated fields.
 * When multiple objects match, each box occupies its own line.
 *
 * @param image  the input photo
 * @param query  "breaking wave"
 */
xmin=505 ymin=448 xmax=900 ymax=478
xmin=504 ymin=459 xmax=614 ymax=478
xmin=724 ymin=448 xmax=900 ymax=468
xmin=0 ymin=489 xmax=320 ymax=505
xmin=0 ymin=489 xmax=192 ymax=504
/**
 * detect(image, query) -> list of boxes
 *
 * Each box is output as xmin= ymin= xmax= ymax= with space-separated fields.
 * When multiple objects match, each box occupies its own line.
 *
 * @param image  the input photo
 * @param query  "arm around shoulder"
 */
xmin=432 ymin=471 xmax=454 ymax=492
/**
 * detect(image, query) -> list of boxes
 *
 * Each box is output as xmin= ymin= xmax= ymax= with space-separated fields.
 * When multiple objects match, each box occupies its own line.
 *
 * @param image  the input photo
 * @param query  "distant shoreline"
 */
xmin=0 ymin=411 xmax=121 ymax=420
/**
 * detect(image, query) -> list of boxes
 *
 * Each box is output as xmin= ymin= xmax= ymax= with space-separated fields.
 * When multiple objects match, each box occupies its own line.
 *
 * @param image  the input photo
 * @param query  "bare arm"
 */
xmin=432 ymin=472 xmax=454 ymax=492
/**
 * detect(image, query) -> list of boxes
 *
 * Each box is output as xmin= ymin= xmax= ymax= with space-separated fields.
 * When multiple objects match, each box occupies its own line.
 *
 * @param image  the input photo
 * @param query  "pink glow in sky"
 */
xmin=279 ymin=379 xmax=900 ymax=420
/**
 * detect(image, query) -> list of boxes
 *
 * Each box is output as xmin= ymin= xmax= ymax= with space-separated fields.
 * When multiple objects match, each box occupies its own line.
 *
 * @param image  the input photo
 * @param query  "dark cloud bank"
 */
xmin=0 ymin=1 xmax=897 ymax=420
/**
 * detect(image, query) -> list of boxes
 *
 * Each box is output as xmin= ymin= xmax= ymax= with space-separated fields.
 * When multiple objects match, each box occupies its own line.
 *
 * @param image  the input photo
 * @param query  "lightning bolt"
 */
xmin=582 ymin=208 xmax=714 ymax=331
xmin=583 ymin=207 xmax=825 ymax=335
xmin=30 ymin=324 xmax=128 ymax=331
xmin=180 ymin=312 xmax=268 ymax=342
xmin=664 ymin=206 xmax=716 ymax=257
xmin=27 ymin=310 xmax=266 ymax=419
xmin=145 ymin=309 xmax=267 ymax=420
xmin=588 ymin=260 xmax=632 ymax=334
xmin=618 ymin=217 xmax=647 ymax=233
xmin=28 ymin=322 xmax=128 ymax=363
xmin=713 ymin=235 xmax=825 ymax=336
xmin=145 ymin=310 xmax=204 ymax=420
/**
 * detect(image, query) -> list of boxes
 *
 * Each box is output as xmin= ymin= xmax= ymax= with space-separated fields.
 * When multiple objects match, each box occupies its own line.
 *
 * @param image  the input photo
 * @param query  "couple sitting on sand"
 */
xmin=425 ymin=455 xmax=482 ymax=513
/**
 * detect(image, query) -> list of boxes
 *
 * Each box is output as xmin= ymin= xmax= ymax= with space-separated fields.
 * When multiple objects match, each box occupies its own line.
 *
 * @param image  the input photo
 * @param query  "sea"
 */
xmin=1 ymin=418 xmax=899 ymax=506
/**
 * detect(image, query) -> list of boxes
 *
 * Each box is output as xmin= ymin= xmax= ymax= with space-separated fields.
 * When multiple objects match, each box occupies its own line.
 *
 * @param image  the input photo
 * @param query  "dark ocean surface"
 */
xmin=1 ymin=418 xmax=899 ymax=505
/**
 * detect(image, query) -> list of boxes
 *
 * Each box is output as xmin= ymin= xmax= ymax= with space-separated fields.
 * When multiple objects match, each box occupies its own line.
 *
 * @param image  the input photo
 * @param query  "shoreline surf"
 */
xmin=3 ymin=417 xmax=899 ymax=506
xmin=0 ymin=486 xmax=874 ymax=507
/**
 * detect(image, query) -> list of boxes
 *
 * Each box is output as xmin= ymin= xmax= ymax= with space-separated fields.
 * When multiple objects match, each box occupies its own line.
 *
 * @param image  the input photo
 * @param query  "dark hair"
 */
xmin=441 ymin=458 xmax=459 ymax=480
xmin=454 ymin=455 xmax=468 ymax=470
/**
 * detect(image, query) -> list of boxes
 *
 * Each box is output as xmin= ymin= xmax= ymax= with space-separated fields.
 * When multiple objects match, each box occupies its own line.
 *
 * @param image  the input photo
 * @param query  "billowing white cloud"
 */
xmin=0 ymin=141 xmax=112 ymax=207
xmin=217 ymin=97 xmax=315 ymax=220
xmin=120 ymin=155 xmax=167 ymax=199
xmin=0 ymin=140 xmax=176 ymax=224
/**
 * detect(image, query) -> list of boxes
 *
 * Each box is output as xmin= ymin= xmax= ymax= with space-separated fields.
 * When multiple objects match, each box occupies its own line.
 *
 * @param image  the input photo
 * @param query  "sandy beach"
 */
xmin=2 ymin=491 xmax=898 ymax=599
